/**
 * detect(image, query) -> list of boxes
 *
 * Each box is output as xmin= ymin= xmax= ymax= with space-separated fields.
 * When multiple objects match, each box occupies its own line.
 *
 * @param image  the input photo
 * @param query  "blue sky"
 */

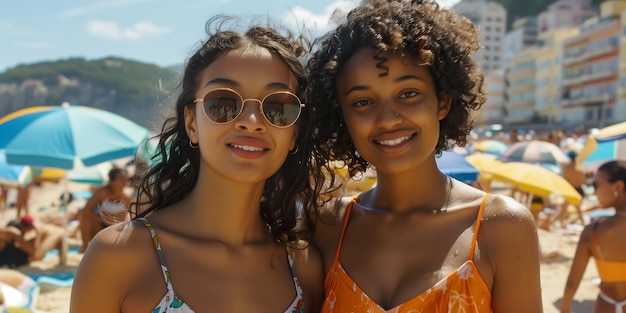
xmin=0 ymin=0 xmax=460 ymax=72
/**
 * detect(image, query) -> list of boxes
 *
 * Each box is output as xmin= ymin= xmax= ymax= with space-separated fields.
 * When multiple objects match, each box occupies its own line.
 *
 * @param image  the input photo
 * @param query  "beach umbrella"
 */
xmin=0 ymin=104 xmax=149 ymax=168
xmin=0 ymin=151 xmax=33 ymax=187
xmin=67 ymin=162 xmax=114 ymax=185
xmin=472 ymin=139 xmax=508 ymax=155
xmin=465 ymin=152 xmax=502 ymax=181
xmin=500 ymin=140 xmax=569 ymax=165
xmin=594 ymin=121 xmax=626 ymax=142
xmin=436 ymin=150 xmax=478 ymax=184
xmin=578 ymin=138 xmax=626 ymax=173
xmin=485 ymin=162 xmax=581 ymax=206
xmin=0 ymin=103 xmax=149 ymax=265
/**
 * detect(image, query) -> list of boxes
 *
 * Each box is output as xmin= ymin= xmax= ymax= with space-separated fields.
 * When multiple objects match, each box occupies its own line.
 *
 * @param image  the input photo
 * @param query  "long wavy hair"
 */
xmin=307 ymin=0 xmax=486 ymax=175
xmin=132 ymin=16 xmax=327 ymax=244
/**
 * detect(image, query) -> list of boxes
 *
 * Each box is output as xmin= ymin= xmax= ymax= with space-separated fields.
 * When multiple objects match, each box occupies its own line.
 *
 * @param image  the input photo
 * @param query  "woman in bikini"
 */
xmin=77 ymin=167 xmax=131 ymax=253
xmin=307 ymin=0 xmax=543 ymax=311
xmin=561 ymin=160 xmax=626 ymax=313
xmin=70 ymin=16 xmax=327 ymax=312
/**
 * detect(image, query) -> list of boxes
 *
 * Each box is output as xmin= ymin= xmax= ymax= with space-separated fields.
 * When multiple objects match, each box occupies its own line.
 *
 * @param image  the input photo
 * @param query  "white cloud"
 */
xmin=60 ymin=0 xmax=154 ymax=18
xmin=86 ymin=21 xmax=171 ymax=40
xmin=283 ymin=0 xmax=461 ymax=35
xmin=282 ymin=1 xmax=359 ymax=36
xmin=436 ymin=0 xmax=461 ymax=8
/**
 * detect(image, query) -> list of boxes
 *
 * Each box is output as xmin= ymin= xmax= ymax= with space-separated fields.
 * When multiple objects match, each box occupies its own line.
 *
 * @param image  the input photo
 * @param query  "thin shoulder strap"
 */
xmin=469 ymin=193 xmax=490 ymax=260
xmin=591 ymin=221 xmax=605 ymax=260
xmin=333 ymin=196 xmax=358 ymax=262
xmin=285 ymin=246 xmax=304 ymax=298
xmin=137 ymin=217 xmax=174 ymax=289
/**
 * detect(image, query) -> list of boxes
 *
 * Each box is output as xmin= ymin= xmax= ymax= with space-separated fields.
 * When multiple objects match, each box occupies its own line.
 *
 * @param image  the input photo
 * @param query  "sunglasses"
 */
xmin=195 ymin=88 xmax=305 ymax=128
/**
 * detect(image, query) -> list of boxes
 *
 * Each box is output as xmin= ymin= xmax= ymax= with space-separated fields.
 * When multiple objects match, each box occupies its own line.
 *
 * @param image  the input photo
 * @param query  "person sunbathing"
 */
xmin=0 ymin=214 xmax=63 ymax=268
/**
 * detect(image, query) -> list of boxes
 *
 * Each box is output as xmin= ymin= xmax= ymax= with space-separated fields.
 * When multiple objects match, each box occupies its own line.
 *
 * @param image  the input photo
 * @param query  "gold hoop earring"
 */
xmin=614 ymin=190 xmax=619 ymax=198
xmin=189 ymin=140 xmax=198 ymax=149
xmin=289 ymin=145 xmax=299 ymax=155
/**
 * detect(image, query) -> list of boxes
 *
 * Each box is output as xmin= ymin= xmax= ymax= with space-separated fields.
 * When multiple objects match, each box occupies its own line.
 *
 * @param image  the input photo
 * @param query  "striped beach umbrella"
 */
xmin=500 ymin=140 xmax=569 ymax=165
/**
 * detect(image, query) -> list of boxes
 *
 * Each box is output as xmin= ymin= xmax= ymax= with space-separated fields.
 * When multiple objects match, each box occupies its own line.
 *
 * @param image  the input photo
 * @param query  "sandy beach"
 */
xmin=1 ymin=180 xmax=601 ymax=313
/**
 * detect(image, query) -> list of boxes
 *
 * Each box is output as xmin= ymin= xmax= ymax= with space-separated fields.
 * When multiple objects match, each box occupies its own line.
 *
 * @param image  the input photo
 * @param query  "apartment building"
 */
xmin=479 ymin=69 xmax=506 ymax=125
xmin=452 ymin=0 xmax=507 ymax=74
xmin=561 ymin=4 xmax=622 ymax=129
xmin=538 ymin=0 xmax=598 ymax=32
xmin=504 ymin=48 xmax=536 ymax=125
xmin=534 ymin=28 xmax=580 ymax=126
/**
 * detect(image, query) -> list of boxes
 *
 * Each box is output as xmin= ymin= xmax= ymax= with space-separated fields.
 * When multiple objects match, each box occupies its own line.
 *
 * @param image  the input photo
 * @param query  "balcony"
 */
xmin=563 ymin=45 xmax=618 ymax=66
xmin=562 ymin=69 xmax=617 ymax=87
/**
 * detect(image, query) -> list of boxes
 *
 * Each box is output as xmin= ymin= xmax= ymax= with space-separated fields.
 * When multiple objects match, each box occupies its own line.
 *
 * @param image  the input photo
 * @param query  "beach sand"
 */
xmin=1 ymin=181 xmax=601 ymax=313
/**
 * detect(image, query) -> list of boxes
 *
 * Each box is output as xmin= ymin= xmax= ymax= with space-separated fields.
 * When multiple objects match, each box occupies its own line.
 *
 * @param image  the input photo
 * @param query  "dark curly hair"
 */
xmin=307 ymin=0 xmax=486 ymax=175
xmin=132 ymin=16 xmax=328 ymax=244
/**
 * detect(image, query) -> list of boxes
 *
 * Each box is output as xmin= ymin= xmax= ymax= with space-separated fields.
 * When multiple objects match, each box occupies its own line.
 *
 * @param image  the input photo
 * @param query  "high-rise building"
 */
xmin=560 ymin=0 xmax=624 ymax=129
xmin=538 ymin=0 xmax=598 ymax=33
xmin=452 ymin=0 xmax=507 ymax=74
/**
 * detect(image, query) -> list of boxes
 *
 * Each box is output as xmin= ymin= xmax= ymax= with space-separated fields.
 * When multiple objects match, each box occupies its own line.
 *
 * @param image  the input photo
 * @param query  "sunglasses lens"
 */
xmin=262 ymin=93 xmax=301 ymax=127
xmin=203 ymin=90 xmax=242 ymax=123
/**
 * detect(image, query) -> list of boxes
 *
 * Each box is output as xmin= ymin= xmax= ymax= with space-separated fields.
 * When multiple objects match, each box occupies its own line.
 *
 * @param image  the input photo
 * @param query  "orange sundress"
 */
xmin=322 ymin=194 xmax=492 ymax=313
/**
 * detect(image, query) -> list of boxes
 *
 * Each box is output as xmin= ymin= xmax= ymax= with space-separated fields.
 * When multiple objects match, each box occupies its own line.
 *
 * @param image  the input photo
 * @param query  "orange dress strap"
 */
xmin=333 ymin=195 xmax=359 ymax=262
xmin=468 ymin=193 xmax=491 ymax=260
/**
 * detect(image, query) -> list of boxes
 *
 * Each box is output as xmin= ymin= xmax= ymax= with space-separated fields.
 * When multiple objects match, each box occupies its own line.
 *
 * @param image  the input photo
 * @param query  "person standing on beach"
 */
xmin=561 ymin=151 xmax=586 ymax=226
xmin=70 ymin=16 xmax=326 ymax=312
xmin=561 ymin=160 xmax=626 ymax=313
xmin=307 ymin=0 xmax=543 ymax=311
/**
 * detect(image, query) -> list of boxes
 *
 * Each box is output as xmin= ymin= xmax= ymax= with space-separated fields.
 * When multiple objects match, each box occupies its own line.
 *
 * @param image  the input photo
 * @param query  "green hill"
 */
xmin=0 ymin=57 xmax=181 ymax=130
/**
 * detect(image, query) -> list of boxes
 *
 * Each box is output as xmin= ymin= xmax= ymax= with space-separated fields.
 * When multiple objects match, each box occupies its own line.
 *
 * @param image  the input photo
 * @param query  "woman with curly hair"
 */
xmin=307 ymin=0 xmax=543 ymax=312
xmin=70 ymin=16 xmax=327 ymax=312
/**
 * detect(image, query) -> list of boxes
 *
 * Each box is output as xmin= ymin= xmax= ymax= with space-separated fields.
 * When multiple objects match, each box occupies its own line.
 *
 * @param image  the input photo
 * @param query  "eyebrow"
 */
xmin=204 ymin=78 xmax=294 ymax=92
xmin=343 ymin=74 xmax=426 ymax=97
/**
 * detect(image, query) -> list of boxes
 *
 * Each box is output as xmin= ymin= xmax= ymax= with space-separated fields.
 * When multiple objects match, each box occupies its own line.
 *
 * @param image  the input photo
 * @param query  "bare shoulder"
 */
xmin=479 ymin=193 xmax=539 ymax=256
xmin=76 ymin=220 xmax=154 ymax=280
xmin=483 ymin=193 xmax=535 ymax=224
xmin=71 ymin=219 xmax=158 ymax=310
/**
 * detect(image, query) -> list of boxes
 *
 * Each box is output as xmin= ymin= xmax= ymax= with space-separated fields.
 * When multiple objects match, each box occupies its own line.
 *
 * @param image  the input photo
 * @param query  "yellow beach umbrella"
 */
xmin=485 ymin=162 xmax=581 ymax=205
xmin=594 ymin=121 xmax=626 ymax=142
xmin=465 ymin=153 xmax=502 ymax=181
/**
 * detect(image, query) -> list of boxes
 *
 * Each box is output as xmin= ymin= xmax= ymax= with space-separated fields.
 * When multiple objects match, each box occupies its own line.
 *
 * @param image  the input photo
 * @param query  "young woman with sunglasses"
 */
xmin=307 ymin=0 xmax=542 ymax=311
xmin=561 ymin=160 xmax=626 ymax=313
xmin=70 ymin=17 xmax=326 ymax=312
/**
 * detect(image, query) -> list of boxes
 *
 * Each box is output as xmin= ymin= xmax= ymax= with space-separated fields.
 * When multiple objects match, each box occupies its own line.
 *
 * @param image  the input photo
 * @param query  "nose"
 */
xmin=375 ymin=100 xmax=402 ymax=128
xmin=234 ymin=99 xmax=266 ymax=132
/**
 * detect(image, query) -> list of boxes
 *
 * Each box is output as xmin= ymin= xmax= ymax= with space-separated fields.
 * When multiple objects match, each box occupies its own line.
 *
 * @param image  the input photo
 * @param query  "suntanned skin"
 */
xmin=561 ymin=169 xmax=626 ymax=313
xmin=70 ymin=47 xmax=324 ymax=313
xmin=314 ymin=48 xmax=543 ymax=312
